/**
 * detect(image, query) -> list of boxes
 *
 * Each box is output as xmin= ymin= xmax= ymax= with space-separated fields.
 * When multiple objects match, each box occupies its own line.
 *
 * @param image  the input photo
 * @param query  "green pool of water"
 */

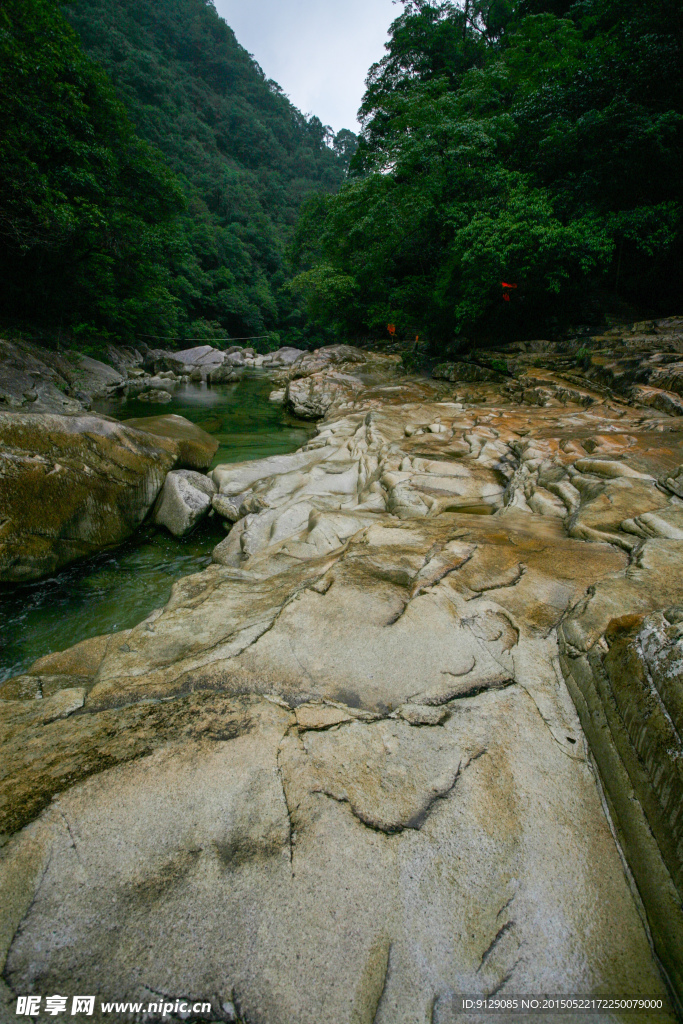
xmin=0 ymin=373 xmax=313 ymax=683
xmin=97 ymin=372 xmax=313 ymax=468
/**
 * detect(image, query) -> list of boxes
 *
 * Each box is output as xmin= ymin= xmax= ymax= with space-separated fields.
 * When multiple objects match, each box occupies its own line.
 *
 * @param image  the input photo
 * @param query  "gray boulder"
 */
xmin=72 ymin=354 xmax=125 ymax=396
xmin=223 ymin=350 xmax=246 ymax=367
xmin=208 ymin=364 xmax=238 ymax=384
xmin=153 ymin=470 xmax=217 ymax=537
xmin=174 ymin=345 xmax=225 ymax=368
xmin=105 ymin=345 xmax=144 ymax=376
xmin=266 ymin=346 xmax=305 ymax=367
xmin=0 ymin=339 xmax=127 ymax=413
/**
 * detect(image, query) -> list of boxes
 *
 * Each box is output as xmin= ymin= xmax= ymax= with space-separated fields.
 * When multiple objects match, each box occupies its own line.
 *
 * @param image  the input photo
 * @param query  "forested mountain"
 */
xmin=293 ymin=0 xmax=683 ymax=348
xmin=63 ymin=0 xmax=356 ymax=345
xmin=3 ymin=0 xmax=680 ymax=354
xmin=0 ymin=0 xmax=355 ymax=348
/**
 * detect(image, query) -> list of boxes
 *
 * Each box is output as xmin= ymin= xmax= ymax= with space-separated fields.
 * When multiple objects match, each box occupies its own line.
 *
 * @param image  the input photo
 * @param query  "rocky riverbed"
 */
xmin=0 ymin=337 xmax=305 ymax=415
xmin=1 ymin=327 xmax=683 ymax=1022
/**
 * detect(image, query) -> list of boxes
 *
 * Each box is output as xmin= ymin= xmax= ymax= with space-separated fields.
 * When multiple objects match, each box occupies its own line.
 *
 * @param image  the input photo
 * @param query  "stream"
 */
xmin=0 ymin=373 xmax=313 ymax=683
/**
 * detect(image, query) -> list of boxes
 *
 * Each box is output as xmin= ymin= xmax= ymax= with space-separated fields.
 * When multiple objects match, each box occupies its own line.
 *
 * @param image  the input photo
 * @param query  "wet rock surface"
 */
xmin=0 ymin=338 xmax=134 ymax=413
xmin=0 ymin=337 xmax=310 ymax=413
xmin=2 ymin=330 xmax=683 ymax=1020
xmin=0 ymin=412 xmax=220 ymax=581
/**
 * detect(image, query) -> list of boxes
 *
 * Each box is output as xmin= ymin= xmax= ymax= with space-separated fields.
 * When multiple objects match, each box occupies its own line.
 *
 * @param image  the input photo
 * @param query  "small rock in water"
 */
xmin=209 ymin=364 xmax=239 ymax=384
xmin=139 ymin=389 xmax=172 ymax=403
xmin=153 ymin=469 xmax=216 ymax=537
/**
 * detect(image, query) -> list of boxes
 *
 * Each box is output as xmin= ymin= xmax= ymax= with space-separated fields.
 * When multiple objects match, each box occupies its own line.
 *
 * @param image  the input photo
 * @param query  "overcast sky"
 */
xmin=213 ymin=0 xmax=399 ymax=134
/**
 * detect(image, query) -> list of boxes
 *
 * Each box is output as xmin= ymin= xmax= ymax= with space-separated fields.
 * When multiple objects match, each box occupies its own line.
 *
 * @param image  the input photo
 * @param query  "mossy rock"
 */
xmin=0 ymin=412 xmax=177 ymax=582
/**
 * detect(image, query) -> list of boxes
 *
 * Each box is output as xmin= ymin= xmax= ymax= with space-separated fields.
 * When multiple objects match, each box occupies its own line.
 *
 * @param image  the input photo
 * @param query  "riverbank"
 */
xmin=1 ymin=331 xmax=683 ymax=1021
xmin=1 ymin=374 xmax=313 ymax=682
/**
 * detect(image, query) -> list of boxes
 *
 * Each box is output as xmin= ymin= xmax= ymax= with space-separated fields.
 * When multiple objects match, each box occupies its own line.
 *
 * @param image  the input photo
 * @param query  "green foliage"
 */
xmin=400 ymin=348 xmax=424 ymax=373
xmin=294 ymin=0 xmax=682 ymax=350
xmin=63 ymin=0 xmax=356 ymax=345
xmin=0 ymin=0 xmax=184 ymax=340
xmin=574 ymin=345 xmax=592 ymax=368
xmin=0 ymin=0 xmax=355 ymax=347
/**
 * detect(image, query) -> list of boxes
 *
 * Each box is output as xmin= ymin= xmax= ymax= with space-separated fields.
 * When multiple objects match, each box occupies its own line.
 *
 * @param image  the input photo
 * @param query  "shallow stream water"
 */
xmin=0 ymin=373 xmax=313 ymax=683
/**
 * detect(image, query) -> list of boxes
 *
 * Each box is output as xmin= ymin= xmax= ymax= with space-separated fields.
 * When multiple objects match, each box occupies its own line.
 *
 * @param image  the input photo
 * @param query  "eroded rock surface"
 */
xmin=0 ymin=338 xmax=139 ymax=413
xmin=2 ymin=336 xmax=683 ymax=1021
xmin=0 ymin=337 xmax=309 ymax=416
xmin=278 ymin=345 xmax=409 ymax=419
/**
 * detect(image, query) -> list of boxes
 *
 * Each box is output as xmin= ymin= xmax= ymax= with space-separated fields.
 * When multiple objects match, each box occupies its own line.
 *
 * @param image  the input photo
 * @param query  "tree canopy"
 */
xmin=0 ymin=0 xmax=356 ymax=347
xmin=0 ymin=0 xmax=184 ymax=342
xmin=293 ymin=0 xmax=682 ymax=348
xmin=2 ymin=0 xmax=680 ymax=352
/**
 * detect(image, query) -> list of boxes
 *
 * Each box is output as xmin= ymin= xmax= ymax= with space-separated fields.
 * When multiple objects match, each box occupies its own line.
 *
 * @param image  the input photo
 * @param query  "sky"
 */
xmin=212 ymin=0 xmax=399 ymax=134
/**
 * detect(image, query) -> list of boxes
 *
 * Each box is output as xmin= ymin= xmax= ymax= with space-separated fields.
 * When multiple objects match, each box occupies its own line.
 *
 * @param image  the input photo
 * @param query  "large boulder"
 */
xmin=288 ymin=344 xmax=367 ymax=379
xmin=152 ymin=470 xmax=216 ymax=537
xmin=0 ymin=340 xmax=76 ymax=413
xmin=70 ymin=353 xmax=125 ymax=397
xmin=263 ymin=346 xmax=305 ymax=367
xmin=278 ymin=348 xmax=405 ymax=420
xmin=286 ymin=370 xmax=363 ymax=419
xmin=122 ymin=414 xmax=218 ymax=470
xmin=173 ymin=345 xmax=225 ymax=368
xmin=208 ymin=363 xmax=239 ymax=384
xmin=141 ymin=347 xmax=181 ymax=374
xmin=0 ymin=339 xmax=127 ymax=414
xmin=223 ymin=350 xmax=247 ymax=367
xmin=0 ymin=413 xmax=177 ymax=582
xmin=104 ymin=344 xmax=145 ymax=377
xmin=143 ymin=345 xmax=226 ymax=376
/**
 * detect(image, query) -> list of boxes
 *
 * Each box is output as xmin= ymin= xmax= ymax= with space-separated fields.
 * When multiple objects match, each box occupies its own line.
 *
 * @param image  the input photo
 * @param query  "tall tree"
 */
xmin=293 ymin=0 xmax=682 ymax=347
xmin=64 ymin=0 xmax=357 ymax=345
xmin=0 ymin=0 xmax=184 ymax=341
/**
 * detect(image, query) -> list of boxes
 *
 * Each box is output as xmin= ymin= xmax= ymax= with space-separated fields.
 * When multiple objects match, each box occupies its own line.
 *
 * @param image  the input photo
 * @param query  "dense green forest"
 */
xmin=1 ymin=0 xmax=681 ymax=353
xmin=293 ymin=0 xmax=683 ymax=347
xmin=0 ymin=0 xmax=355 ymax=348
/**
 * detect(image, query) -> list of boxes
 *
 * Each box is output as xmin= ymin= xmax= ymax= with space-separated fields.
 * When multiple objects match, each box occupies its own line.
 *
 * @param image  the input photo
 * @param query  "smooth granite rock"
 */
xmin=153 ymin=470 xmax=217 ymax=537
